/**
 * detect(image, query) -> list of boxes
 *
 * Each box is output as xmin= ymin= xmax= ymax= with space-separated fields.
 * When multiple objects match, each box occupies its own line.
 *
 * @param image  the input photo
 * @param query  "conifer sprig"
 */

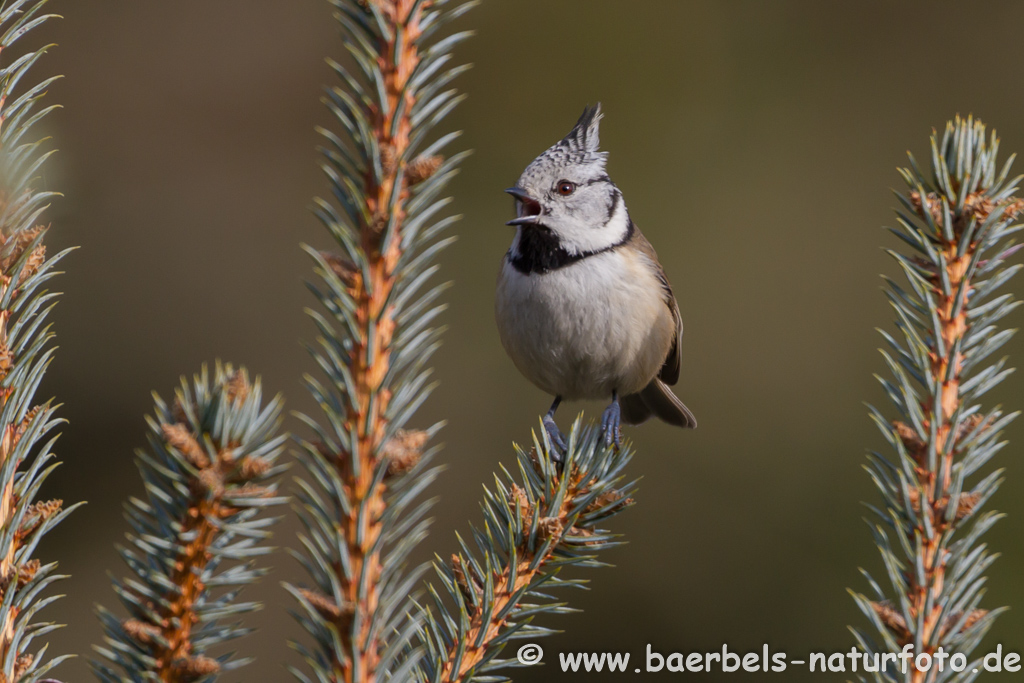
xmin=92 ymin=365 xmax=287 ymax=683
xmin=0 ymin=2 xmax=78 ymax=681
xmin=289 ymin=0 xmax=474 ymax=681
xmin=418 ymin=422 xmax=636 ymax=683
xmin=852 ymin=117 xmax=1023 ymax=682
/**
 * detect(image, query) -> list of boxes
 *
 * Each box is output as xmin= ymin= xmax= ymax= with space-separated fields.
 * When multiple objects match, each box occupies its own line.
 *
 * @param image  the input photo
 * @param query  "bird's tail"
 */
xmin=621 ymin=379 xmax=697 ymax=429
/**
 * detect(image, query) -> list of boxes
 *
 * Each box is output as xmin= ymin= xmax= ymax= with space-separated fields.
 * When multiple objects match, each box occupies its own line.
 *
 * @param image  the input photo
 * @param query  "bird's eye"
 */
xmin=556 ymin=180 xmax=576 ymax=196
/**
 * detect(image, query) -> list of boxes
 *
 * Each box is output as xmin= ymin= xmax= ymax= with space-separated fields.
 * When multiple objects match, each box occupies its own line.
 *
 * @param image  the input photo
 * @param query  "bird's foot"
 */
xmin=600 ymin=396 xmax=622 ymax=448
xmin=542 ymin=413 xmax=567 ymax=459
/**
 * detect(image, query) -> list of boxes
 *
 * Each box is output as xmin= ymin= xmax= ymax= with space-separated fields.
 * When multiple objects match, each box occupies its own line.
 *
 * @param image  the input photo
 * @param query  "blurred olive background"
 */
xmin=22 ymin=1 xmax=1024 ymax=681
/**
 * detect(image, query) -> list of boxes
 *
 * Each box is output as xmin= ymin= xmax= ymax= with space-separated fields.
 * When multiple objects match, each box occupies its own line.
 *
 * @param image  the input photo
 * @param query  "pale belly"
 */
xmin=495 ymin=249 xmax=674 ymax=401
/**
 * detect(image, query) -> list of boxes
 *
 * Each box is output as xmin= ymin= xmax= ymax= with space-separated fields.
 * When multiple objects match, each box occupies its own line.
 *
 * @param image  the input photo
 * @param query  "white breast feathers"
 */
xmin=495 ymin=247 xmax=674 ymax=401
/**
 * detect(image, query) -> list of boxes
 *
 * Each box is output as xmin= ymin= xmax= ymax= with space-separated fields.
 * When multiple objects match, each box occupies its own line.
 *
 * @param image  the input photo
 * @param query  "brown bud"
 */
xmin=25 ymin=498 xmax=62 ymax=522
xmin=963 ymin=192 xmax=995 ymax=221
xmin=871 ymin=600 xmax=909 ymax=639
xmin=298 ymin=588 xmax=351 ymax=624
xmin=382 ymin=429 xmax=429 ymax=477
xmin=196 ymin=468 xmax=224 ymax=497
xmin=238 ymin=455 xmax=271 ymax=480
xmin=909 ymin=190 xmax=943 ymax=226
xmin=942 ymin=608 xmax=989 ymax=638
xmin=538 ymin=516 xmax=565 ymax=541
xmin=954 ymin=491 xmax=983 ymax=520
xmin=1003 ymin=197 xmax=1024 ymax=221
xmin=892 ymin=421 xmax=925 ymax=460
xmin=0 ymin=226 xmax=44 ymax=274
xmin=16 ymin=559 xmax=40 ymax=588
xmin=15 ymin=406 xmax=41 ymax=441
xmin=216 ymin=446 xmax=239 ymax=466
xmin=21 ymin=245 xmax=45 ymax=284
xmin=123 ymin=618 xmax=161 ymax=645
xmin=175 ymin=655 xmax=221 ymax=681
xmin=39 ymin=498 xmax=62 ymax=515
xmin=229 ymin=484 xmax=273 ymax=500
xmin=508 ymin=484 xmax=533 ymax=534
xmin=13 ymin=654 xmax=33 ymax=680
xmin=223 ymin=370 xmax=249 ymax=404
xmin=162 ymin=423 xmax=209 ymax=469
xmin=585 ymin=489 xmax=631 ymax=514
xmin=319 ymin=251 xmax=359 ymax=288
xmin=962 ymin=608 xmax=988 ymax=631
xmin=954 ymin=413 xmax=988 ymax=444
xmin=405 ymin=154 xmax=444 ymax=185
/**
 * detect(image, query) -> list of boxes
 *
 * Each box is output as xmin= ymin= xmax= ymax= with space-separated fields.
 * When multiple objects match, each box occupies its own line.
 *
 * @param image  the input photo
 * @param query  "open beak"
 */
xmin=505 ymin=187 xmax=543 ymax=226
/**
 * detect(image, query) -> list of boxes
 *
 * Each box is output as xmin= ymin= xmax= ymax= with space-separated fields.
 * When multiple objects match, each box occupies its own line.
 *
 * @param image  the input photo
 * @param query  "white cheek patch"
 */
xmin=554 ymin=193 xmax=630 ymax=255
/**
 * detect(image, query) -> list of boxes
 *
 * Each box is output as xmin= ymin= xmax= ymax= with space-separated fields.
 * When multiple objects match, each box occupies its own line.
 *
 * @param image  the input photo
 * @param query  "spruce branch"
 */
xmin=289 ymin=0 xmax=475 ymax=681
xmin=418 ymin=422 xmax=635 ymax=683
xmin=92 ymin=364 xmax=287 ymax=683
xmin=851 ymin=117 xmax=1023 ymax=682
xmin=0 ymin=3 xmax=79 ymax=682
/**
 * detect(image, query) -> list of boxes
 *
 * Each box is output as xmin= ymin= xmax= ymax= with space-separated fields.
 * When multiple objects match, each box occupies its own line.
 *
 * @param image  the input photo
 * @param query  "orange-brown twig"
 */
xmin=857 ymin=118 xmax=1024 ymax=680
xmin=95 ymin=367 xmax=286 ymax=683
xmin=294 ymin=1 xmax=474 ymax=680
xmin=0 ymin=248 xmax=53 ymax=680
xmin=0 ymin=6 xmax=69 ymax=673
xmin=420 ymin=428 xmax=635 ymax=683
xmin=904 ymin=194 xmax=1020 ymax=682
xmin=319 ymin=3 xmax=427 ymax=682
xmin=146 ymin=427 xmax=235 ymax=682
xmin=439 ymin=477 xmax=594 ymax=679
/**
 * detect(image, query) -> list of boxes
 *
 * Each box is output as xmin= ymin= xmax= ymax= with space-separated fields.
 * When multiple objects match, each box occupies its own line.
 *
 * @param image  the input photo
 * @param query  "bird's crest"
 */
xmin=559 ymin=103 xmax=606 ymax=166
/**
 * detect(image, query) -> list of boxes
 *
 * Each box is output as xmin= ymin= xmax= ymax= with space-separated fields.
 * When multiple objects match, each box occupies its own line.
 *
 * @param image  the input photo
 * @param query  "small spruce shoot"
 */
xmin=851 ymin=117 xmax=1023 ymax=682
xmin=92 ymin=365 xmax=287 ymax=682
xmin=288 ymin=1 xmax=476 ymax=682
xmin=0 ymin=2 xmax=80 ymax=682
xmin=419 ymin=420 xmax=636 ymax=683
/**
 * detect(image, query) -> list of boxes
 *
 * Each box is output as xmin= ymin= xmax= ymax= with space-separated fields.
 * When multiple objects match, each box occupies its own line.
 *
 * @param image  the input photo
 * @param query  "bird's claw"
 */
xmin=600 ymin=399 xmax=622 ymax=448
xmin=542 ymin=413 xmax=567 ymax=460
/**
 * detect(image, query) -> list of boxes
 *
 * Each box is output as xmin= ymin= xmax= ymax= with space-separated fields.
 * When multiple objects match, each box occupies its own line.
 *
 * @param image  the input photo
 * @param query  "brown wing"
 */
xmin=628 ymin=225 xmax=682 ymax=386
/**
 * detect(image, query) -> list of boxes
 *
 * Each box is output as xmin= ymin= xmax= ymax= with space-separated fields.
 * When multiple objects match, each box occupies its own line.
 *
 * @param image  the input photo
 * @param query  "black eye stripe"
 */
xmin=583 ymin=174 xmax=611 ymax=186
xmin=605 ymin=189 xmax=620 ymax=223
